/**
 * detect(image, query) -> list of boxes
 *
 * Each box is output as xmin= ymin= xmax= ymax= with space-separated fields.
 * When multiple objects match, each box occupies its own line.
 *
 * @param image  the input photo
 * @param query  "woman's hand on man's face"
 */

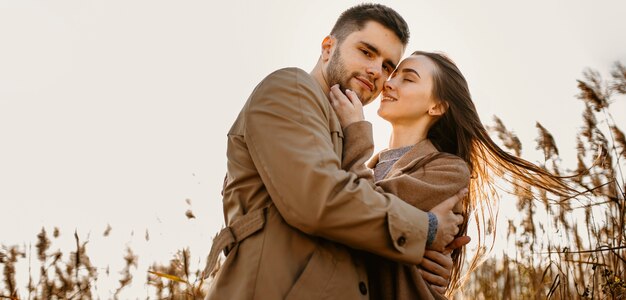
xmin=329 ymin=84 xmax=365 ymax=128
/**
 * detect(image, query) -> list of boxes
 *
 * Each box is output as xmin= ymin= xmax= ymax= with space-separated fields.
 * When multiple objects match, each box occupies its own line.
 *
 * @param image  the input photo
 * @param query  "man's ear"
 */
xmin=429 ymin=101 xmax=449 ymax=116
xmin=321 ymin=35 xmax=336 ymax=62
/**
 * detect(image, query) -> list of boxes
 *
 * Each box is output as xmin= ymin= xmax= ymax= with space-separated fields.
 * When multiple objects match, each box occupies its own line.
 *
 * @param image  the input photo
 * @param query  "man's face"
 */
xmin=324 ymin=21 xmax=404 ymax=105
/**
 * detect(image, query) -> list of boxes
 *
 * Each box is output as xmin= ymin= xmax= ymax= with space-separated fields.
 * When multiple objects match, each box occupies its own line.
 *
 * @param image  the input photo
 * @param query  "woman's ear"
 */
xmin=429 ymin=101 xmax=449 ymax=116
xmin=321 ymin=35 xmax=335 ymax=62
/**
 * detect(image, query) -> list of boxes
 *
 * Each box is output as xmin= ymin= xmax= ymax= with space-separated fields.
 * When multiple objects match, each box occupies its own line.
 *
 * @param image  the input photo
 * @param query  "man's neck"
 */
xmin=310 ymin=61 xmax=331 ymax=100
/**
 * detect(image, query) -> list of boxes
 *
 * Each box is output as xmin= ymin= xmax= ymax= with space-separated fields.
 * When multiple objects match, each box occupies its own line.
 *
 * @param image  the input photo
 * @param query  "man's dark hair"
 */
xmin=330 ymin=3 xmax=410 ymax=46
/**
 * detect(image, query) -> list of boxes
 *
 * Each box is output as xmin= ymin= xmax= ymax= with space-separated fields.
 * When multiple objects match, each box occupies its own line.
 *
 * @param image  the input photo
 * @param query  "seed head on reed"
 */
xmin=577 ymin=68 xmax=609 ymax=112
xmin=103 ymin=224 xmax=112 ymax=237
xmin=35 ymin=228 xmax=50 ymax=262
xmin=2 ymin=247 xmax=22 ymax=298
xmin=489 ymin=116 xmax=522 ymax=156
xmin=115 ymin=247 xmax=137 ymax=297
xmin=610 ymin=61 xmax=626 ymax=94
xmin=535 ymin=122 xmax=559 ymax=162
xmin=610 ymin=126 xmax=626 ymax=160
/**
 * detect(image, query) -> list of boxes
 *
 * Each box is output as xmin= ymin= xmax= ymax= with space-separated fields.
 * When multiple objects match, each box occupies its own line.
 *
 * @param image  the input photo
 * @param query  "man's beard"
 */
xmin=325 ymin=48 xmax=374 ymax=104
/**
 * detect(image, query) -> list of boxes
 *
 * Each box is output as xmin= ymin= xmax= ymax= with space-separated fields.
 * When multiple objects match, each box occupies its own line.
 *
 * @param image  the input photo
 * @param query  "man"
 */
xmin=204 ymin=4 xmax=466 ymax=299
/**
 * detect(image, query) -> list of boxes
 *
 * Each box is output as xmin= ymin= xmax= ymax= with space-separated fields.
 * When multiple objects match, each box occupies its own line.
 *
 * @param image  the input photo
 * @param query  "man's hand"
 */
xmin=428 ymin=188 xmax=467 ymax=251
xmin=420 ymin=236 xmax=471 ymax=294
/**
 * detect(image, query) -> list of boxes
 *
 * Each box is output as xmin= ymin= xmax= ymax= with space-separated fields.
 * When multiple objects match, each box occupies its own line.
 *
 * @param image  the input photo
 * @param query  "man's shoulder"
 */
xmin=250 ymin=67 xmax=325 ymax=105
xmin=261 ymin=67 xmax=316 ymax=87
xmin=266 ymin=67 xmax=308 ymax=77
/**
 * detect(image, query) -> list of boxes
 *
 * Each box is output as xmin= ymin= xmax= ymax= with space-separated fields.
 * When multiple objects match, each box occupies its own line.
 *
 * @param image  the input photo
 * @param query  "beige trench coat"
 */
xmin=341 ymin=123 xmax=471 ymax=300
xmin=206 ymin=68 xmax=435 ymax=299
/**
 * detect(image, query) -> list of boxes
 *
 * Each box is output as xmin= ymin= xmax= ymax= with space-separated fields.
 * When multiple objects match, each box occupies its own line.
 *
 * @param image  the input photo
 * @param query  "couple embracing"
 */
xmin=204 ymin=4 xmax=575 ymax=299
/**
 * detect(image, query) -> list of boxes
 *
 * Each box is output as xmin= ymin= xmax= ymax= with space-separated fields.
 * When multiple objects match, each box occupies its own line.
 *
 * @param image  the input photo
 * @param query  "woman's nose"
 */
xmin=384 ymin=80 xmax=395 ymax=91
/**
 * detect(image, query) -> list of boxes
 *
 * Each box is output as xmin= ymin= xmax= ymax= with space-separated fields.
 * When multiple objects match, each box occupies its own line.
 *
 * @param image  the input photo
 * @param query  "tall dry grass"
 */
xmin=463 ymin=62 xmax=626 ymax=299
xmin=0 ymin=226 xmax=207 ymax=299
xmin=1 ymin=62 xmax=625 ymax=299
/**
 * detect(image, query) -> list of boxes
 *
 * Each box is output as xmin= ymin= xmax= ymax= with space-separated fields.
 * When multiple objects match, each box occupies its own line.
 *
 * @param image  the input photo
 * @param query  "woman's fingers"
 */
xmin=423 ymin=250 xmax=453 ymax=272
xmin=329 ymin=85 xmax=365 ymax=127
xmin=418 ymin=268 xmax=448 ymax=287
xmin=420 ymin=255 xmax=451 ymax=281
xmin=330 ymin=85 xmax=350 ymax=106
xmin=430 ymin=283 xmax=447 ymax=295
xmin=345 ymin=89 xmax=363 ymax=108
xmin=420 ymin=251 xmax=453 ymax=295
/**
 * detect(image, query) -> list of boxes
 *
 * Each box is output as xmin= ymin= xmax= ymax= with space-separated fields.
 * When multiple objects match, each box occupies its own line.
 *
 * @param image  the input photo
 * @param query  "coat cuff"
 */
xmin=386 ymin=198 xmax=429 ymax=262
xmin=426 ymin=212 xmax=438 ymax=247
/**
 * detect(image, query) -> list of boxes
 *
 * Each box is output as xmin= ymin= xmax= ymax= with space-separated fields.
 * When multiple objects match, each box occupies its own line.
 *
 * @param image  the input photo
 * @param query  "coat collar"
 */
xmin=367 ymin=139 xmax=439 ymax=180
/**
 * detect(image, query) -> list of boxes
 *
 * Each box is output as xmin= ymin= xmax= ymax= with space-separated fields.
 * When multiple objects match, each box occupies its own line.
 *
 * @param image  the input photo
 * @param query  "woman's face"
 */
xmin=377 ymin=55 xmax=441 ymax=125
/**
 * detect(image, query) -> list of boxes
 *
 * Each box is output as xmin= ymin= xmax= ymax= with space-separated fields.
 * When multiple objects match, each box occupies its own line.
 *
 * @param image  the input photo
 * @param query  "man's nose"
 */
xmin=366 ymin=62 xmax=382 ymax=79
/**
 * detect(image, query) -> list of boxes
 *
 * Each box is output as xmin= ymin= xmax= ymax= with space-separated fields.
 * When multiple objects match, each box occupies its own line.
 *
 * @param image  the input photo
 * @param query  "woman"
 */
xmin=329 ymin=51 xmax=577 ymax=299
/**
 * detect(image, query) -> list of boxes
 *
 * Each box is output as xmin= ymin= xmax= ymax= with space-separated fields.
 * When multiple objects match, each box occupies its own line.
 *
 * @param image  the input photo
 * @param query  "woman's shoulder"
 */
xmin=428 ymin=152 xmax=470 ymax=172
xmin=400 ymin=150 xmax=470 ymax=182
xmin=430 ymin=152 xmax=467 ymax=166
xmin=399 ymin=140 xmax=467 ymax=170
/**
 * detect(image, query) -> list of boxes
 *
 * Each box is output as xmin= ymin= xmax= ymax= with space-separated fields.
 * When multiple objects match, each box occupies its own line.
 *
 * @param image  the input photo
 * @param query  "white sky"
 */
xmin=1 ymin=0 xmax=625 ymax=297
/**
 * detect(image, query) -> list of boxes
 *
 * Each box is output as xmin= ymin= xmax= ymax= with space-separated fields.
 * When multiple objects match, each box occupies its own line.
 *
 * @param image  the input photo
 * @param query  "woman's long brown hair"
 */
xmin=411 ymin=51 xmax=579 ymax=296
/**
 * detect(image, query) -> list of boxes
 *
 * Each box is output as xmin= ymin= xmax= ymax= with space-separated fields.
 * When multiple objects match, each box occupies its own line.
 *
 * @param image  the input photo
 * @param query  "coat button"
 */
xmin=397 ymin=236 xmax=406 ymax=246
xmin=359 ymin=282 xmax=368 ymax=295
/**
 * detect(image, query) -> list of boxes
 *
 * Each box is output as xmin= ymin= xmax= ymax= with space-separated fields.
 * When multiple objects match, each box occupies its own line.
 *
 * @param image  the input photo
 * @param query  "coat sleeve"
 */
xmin=244 ymin=69 xmax=429 ymax=264
xmin=376 ymin=156 xmax=470 ymax=212
xmin=340 ymin=121 xmax=377 ymax=182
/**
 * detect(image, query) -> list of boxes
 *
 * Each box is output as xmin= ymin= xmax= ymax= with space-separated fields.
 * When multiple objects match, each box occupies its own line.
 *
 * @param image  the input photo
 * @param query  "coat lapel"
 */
xmin=369 ymin=139 xmax=439 ymax=180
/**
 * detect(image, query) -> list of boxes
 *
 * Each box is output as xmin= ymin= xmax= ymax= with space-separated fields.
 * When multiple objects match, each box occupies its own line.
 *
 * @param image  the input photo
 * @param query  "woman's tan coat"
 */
xmin=342 ymin=122 xmax=471 ymax=300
